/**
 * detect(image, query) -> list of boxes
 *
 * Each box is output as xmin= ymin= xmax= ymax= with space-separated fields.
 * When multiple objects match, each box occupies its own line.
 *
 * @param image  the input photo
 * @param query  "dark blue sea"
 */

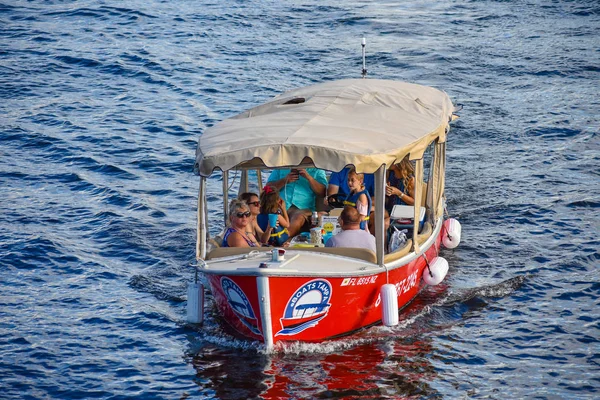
xmin=1 ymin=1 xmax=599 ymax=398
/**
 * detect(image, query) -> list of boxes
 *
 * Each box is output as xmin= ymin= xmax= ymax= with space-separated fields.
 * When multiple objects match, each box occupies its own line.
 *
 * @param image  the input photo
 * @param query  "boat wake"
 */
xmin=442 ymin=274 xmax=528 ymax=307
xmin=185 ymin=275 xmax=528 ymax=355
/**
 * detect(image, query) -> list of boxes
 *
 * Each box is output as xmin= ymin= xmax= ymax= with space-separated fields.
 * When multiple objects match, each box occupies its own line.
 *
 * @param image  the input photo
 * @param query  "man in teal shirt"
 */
xmin=266 ymin=168 xmax=327 ymax=237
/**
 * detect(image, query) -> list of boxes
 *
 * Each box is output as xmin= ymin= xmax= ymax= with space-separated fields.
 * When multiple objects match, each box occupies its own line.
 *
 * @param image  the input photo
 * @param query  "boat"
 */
xmin=189 ymin=78 xmax=461 ymax=350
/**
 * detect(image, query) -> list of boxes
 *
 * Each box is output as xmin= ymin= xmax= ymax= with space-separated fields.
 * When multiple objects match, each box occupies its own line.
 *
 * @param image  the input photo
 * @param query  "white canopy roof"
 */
xmin=194 ymin=79 xmax=455 ymax=176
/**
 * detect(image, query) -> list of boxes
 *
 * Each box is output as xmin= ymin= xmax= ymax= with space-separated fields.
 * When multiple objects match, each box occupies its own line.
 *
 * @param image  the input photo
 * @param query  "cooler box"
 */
xmin=390 ymin=205 xmax=426 ymax=231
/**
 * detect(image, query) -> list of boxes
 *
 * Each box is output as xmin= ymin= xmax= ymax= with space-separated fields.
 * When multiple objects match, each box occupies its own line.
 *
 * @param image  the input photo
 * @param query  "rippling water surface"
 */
xmin=1 ymin=1 xmax=599 ymax=398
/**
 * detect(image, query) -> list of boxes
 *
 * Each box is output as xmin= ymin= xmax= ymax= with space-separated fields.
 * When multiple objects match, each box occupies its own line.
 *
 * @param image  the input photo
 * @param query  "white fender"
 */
xmin=186 ymin=282 xmax=204 ymax=324
xmin=423 ymin=257 xmax=449 ymax=286
xmin=442 ymin=218 xmax=461 ymax=249
xmin=381 ymin=284 xmax=399 ymax=326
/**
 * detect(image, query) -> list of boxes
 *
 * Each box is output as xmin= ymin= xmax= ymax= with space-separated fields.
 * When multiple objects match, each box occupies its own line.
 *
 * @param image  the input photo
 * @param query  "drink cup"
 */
xmin=268 ymin=213 xmax=279 ymax=228
xmin=271 ymin=248 xmax=286 ymax=262
xmin=310 ymin=227 xmax=322 ymax=244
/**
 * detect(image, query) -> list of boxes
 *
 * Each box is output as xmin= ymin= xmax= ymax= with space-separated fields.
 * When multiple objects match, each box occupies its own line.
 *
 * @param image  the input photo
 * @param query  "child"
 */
xmin=343 ymin=169 xmax=371 ymax=230
xmin=257 ymin=185 xmax=290 ymax=246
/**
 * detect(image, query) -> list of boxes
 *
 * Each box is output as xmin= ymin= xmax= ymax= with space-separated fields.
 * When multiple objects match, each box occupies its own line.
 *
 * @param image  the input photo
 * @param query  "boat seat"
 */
xmin=294 ymin=247 xmax=377 ymax=263
xmin=383 ymin=221 xmax=433 ymax=264
xmin=207 ymin=236 xmax=222 ymax=248
xmin=206 ymin=230 xmax=225 ymax=252
xmin=384 ymin=239 xmax=413 ymax=263
xmin=417 ymin=221 xmax=433 ymax=243
xmin=206 ymin=246 xmax=377 ymax=263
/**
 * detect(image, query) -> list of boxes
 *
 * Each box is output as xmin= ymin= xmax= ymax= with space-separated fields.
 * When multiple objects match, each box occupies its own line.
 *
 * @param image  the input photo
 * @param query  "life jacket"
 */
xmin=343 ymin=189 xmax=371 ymax=230
xmin=257 ymin=213 xmax=289 ymax=246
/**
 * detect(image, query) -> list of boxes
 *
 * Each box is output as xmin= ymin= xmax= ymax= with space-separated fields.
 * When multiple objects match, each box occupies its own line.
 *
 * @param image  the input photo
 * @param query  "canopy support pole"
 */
xmin=222 ymin=171 xmax=229 ymax=225
xmin=257 ymin=170 xmax=263 ymax=192
xmin=239 ymin=170 xmax=249 ymax=196
xmin=412 ymin=159 xmax=424 ymax=253
xmin=433 ymin=141 xmax=446 ymax=221
xmin=374 ymin=164 xmax=386 ymax=266
xmin=197 ymin=176 xmax=207 ymax=260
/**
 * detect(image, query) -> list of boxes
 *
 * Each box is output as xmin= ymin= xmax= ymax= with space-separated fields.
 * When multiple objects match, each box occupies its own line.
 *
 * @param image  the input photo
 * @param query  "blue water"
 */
xmin=1 ymin=0 xmax=599 ymax=398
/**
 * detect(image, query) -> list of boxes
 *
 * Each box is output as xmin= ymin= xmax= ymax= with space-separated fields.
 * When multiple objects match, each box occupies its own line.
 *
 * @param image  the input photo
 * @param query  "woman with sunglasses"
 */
xmin=239 ymin=192 xmax=267 ymax=244
xmin=222 ymin=200 xmax=261 ymax=248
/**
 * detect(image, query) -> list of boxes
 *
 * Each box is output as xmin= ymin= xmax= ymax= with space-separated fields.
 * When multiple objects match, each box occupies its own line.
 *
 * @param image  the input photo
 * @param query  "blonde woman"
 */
xmin=222 ymin=200 xmax=261 ymax=248
xmin=385 ymin=156 xmax=416 ymax=213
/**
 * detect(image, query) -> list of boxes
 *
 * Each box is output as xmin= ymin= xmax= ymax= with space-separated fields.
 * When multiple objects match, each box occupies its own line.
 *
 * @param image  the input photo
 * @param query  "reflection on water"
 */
xmin=189 ymin=274 xmax=529 ymax=398
xmin=190 ymin=338 xmax=439 ymax=399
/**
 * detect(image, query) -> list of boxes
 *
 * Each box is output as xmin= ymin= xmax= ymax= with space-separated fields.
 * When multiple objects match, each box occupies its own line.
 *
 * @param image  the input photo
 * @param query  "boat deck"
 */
xmin=202 ymin=247 xmax=383 ymax=277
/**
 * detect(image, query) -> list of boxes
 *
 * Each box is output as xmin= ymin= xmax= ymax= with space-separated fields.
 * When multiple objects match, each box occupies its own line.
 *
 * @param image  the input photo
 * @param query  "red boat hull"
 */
xmin=206 ymin=234 xmax=441 ymax=346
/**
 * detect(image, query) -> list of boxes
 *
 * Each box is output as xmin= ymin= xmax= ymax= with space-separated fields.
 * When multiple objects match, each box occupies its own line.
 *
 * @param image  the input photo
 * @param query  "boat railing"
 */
xmin=205 ymin=246 xmax=377 ymax=263
xmin=204 ymin=220 xmax=433 ymax=264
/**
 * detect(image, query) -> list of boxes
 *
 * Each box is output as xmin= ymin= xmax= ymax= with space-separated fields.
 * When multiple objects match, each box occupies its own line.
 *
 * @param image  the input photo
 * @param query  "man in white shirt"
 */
xmin=325 ymin=206 xmax=376 ymax=252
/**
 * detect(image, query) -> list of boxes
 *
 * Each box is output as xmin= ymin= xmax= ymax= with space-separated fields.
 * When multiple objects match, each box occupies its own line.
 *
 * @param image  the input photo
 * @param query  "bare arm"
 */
xmin=260 ymin=226 xmax=272 ymax=244
xmin=298 ymin=169 xmax=326 ymax=197
xmin=358 ymin=193 xmax=368 ymax=210
xmin=252 ymin=220 xmax=269 ymax=245
xmin=325 ymin=184 xmax=340 ymax=206
xmin=277 ymin=214 xmax=290 ymax=229
xmin=327 ymin=184 xmax=340 ymax=197
xmin=279 ymin=198 xmax=290 ymax=228
xmin=385 ymin=177 xmax=415 ymax=206
xmin=268 ymin=171 xmax=299 ymax=191
xmin=253 ymin=219 xmax=264 ymax=236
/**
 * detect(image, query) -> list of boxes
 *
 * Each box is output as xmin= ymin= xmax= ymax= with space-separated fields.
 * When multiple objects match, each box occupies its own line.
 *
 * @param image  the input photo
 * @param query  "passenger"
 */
xmin=266 ymin=167 xmax=327 ymax=237
xmin=342 ymin=169 xmax=371 ymax=231
xmin=222 ymin=199 xmax=261 ymax=248
xmin=325 ymin=167 xmax=374 ymax=207
xmin=385 ymin=156 xmax=416 ymax=213
xmin=256 ymin=186 xmax=290 ymax=246
xmin=325 ymin=167 xmax=384 ymax=236
xmin=325 ymin=206 xmax=376 ymax=252
xmin=239 ymin=192 xmax=266 ymax=244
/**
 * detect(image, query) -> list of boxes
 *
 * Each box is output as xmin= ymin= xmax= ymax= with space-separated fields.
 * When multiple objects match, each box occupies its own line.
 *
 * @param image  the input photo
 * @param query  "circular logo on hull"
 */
xmin=276 ymin=279 xmax=332 ymax=336
xmin=221 ymin=277 xmax=262 ymax=336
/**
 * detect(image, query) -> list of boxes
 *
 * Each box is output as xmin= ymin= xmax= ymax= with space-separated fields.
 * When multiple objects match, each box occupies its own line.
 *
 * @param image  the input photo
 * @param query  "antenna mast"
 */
xmin=361 ymin=37 xmax=367 ymax=78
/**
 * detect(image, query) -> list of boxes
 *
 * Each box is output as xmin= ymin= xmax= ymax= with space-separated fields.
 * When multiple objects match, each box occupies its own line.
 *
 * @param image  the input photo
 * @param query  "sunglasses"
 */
xmin=247 ymin=201 xmax=260 ymax=207
xmin=235 ymin=211 xmax=251 ymax=218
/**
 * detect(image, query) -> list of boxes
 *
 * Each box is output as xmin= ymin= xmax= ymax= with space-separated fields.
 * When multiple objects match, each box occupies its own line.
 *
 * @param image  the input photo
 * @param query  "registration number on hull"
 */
xmin=340 ymin=276 xmax=378 ymax=286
